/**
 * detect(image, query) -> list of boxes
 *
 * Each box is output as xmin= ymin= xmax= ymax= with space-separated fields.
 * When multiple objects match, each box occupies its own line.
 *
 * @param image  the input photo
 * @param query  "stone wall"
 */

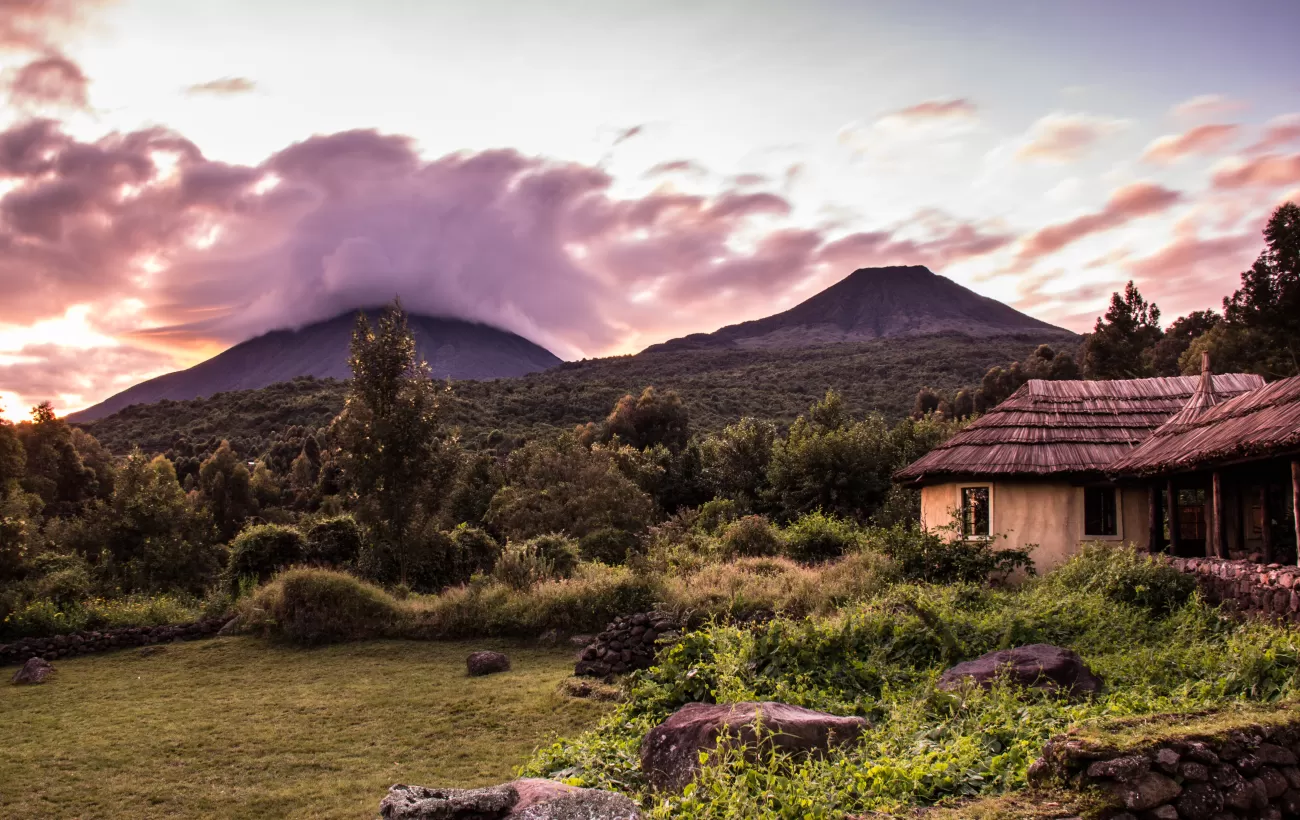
xmin=1034 ymin=720 xmax=1300 ymax=819
xmin=1168 ymin=556 xmax=1300 ymax=622
xmin=574 ymin=611 xmax=680 ymax=680
xmin=0 ymin=617 xmax=231 ymax=666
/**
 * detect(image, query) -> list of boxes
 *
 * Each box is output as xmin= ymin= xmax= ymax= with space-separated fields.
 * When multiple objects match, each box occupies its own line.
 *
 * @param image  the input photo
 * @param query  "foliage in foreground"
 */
xmin=522 ymin=548 xmax=1300 ymax=819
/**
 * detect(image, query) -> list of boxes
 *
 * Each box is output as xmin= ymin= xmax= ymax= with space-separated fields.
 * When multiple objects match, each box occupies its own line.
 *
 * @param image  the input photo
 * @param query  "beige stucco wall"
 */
xmin=920 ymin=480 xmax=1152 ymax=573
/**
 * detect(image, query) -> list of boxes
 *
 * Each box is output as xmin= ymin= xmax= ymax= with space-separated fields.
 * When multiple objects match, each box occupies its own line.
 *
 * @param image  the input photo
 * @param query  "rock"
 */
xmin=1102 ymin=772 xmax=1182 ymax=812
xmin=1257 ymin=743 xmax=1299 ymax=766
xmin=511 ymin=779 xmax=640 ymax=819
xmin=1174 ymin=782 xmax=1224 ymax=820
xmin=11 ymin=657 xmax=53 ymax=685
xmin=1259 ymin=766 xmax=1289 ymax=799
xmin=1140 ymin=806 xmax=1177 ymax=820
xmin=1086 ymin=755 xmax=1150 ymax=782
xmin=1283 ymin=788 xmax=1300 ymax=815
xmin=1282 ymin=766 xmax=1300 ymax=789
xmin=936 ymin=644 xmax=1102 ymax=697
xmin=1180 ymin=761 xmax=1211 ymax=781
xmin=1153 ymin=747 xmax=1181 ymax=773
xmin=217 ymin=617 xmax=241 ymax=637
xmin=467 ymin=651 xmax=511 ymax=677
xmin=379 ymin=783 xmax=516 ymax=819
xmin=1222 ymin=777 xmax=1267 ymax=812
xmin=640 ymin=701 xmax=868 ymax=792
xmin=538 ymin=630 xmax=560 ymax=647
xmin=378 ymin=780 xmax=639 ymax=820
xmin=138 ymin=645 xmax=167 ymax=657
xmin=1184 ymin=742 xmax=1221 ymax=765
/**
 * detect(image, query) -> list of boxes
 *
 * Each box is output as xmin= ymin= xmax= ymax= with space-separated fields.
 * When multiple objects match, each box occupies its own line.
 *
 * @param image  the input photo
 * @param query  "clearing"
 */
xmin=0 ymin=637 xmax=609 ymax=819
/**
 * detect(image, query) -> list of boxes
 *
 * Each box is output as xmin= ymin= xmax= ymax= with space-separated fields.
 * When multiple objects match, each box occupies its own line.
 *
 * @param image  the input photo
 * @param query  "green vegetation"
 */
xmin=517 ymin=546 xmax=1300 ymax=819
xmin=78 ymin=332 xmax=1050 ymax=459
xmin=0 ymin=637 xmax=609 ymax=820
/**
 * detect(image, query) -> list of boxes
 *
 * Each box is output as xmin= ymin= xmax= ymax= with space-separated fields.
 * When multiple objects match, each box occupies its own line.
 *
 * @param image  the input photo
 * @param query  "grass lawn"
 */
xmin=0 ymin=637 xmax=611 ymax=819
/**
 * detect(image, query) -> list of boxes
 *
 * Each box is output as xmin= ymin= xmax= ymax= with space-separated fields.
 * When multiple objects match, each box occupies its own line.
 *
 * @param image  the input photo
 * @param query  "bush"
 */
xmin=227 ymin=524 xmax=306 ymax=591
xmin=447 ymin=524 xmax=502 ymax=583
xmin=578 ymin=527 xmax=640 ymax=565
xmin=1043 ymin=542 xmax=1196 ymax=613
xmin=302 ymin=516 xmax=364 ymax=568
xmin=1 ymin=593 xmax=201 ymax=639
xmin=31 ymin=560 xmax=93 ymax=606
xmin=863 ymin=523 xmax=1034 ymax=583
xmin=781 ymin=510 xmax=862 ymax=563
xmin=718 ymin=515 xmax=782 ymax=559
xmin=236 ymin=568 xmax=402 ymax=645
xmin=493 ymin=539 xmax=566 ymax=591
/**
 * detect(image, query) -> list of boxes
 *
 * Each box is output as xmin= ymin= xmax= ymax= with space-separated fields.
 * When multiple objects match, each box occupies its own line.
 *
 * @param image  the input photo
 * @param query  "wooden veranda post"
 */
xmin=1167 ymin=480 xmax=1181 ymax=555
xmin=1148 ymin=485 xmax=1164 ymax=552
xmin=1212 ymin=471 xmax=1226 ymax=558
xmin=1261 ymin=485 xmax=1274 ymax=564
xmin=1292 ymin=459 xmax=1300 ymax=567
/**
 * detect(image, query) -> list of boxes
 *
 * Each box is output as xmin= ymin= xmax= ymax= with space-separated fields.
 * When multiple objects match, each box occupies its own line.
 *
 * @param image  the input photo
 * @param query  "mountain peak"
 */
xmin=645 ymin=265 xmax=1073 ymax=353
xmin=70 ymin=312 xmax=561 ymax=422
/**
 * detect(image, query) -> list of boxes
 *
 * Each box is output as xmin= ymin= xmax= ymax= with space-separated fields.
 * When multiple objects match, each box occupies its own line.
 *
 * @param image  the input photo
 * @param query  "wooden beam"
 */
xmin=1212 ymin=471 xmax=1226 ymax=559
xmin=1261 ymin=484 xmax=1274 ymax=564
xmin=1148 ymin=485 xmax=1163 ymax=552
xmin=1293 ymin=459 xmax=1300 ymax=567
xmin=1168 ymin=479 xmax=1181 ymax=556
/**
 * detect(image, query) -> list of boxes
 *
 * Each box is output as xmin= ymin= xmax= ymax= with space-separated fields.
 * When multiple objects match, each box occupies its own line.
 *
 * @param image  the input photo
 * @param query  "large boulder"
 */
xmin=467 ymin=651 xmax=511 ymax=677
xmin=11 ymin=657 xmax=54 ymax=685
xmin=936 ymin=644 xmax=1102 ymax=697
xmin=378 ymin=780 xmax=639 ymax=819
xmin=640 ymin=701 xmax=868 ymax=792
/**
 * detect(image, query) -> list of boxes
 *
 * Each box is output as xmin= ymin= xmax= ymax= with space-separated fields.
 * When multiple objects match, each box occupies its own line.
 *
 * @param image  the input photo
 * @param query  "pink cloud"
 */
xmin=1016 ymin=182 xmax=1183 ymax=262
xmin=1211 ymin=153 xmax=1300 ymax=189
xmin=5 ymin=51 xmax=88 ymax=109
xmin=1170 ymin=94 xmax=1248 ymax=120
xmin=0 ymin=0 xmax=99 ymax=49
xmin=1015 ymin=113 xmax=1127 ymax=163
xmin=888 ymin=98 xmax=978 ymax=121
xmin=0 ymin=342 xmax=175 ymax=411
xmin=1247 ymin=114 xmax=1300 ymax=154
xmin=184 ymin=77 xmax=256 ymax=96
xmin=1126 ymin=230 xmax=1260 ymax=318
xmin=645 ymin=159 xmax=708 ymax=178
xmin=1141 ymin=123 xmax=1238 ymax=164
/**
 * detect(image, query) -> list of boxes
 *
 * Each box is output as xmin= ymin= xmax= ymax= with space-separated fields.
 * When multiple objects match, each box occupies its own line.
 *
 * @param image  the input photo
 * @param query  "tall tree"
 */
xmin=198 ymin=440 xmax=258 ymax=541
xmin=1217 ymin=201 xmax=1300 ymax=377
xmin=604 ymin=386 xmax=691 ymax=452
xmin=1079 ymin=281 xmax=1163 ymax=379
xmin=1149 ymin=310 xmax=1221 ymax=376
xmin=331 ymin=302 xmax=452 ymax=586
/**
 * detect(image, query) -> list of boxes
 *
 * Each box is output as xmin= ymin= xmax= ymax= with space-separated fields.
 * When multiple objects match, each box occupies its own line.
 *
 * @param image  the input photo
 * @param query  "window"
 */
xmin=961 ymin=486 xmax=990 ymax=538
xmin=1084 ymin=486 xmax=1117 ymax=537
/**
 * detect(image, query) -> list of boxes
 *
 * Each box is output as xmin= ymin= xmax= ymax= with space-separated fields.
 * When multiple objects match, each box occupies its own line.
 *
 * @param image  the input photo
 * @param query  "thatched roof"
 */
xmin=894 ymin=374 xmax=1266 ymax=485
xmin=1109 ymin=373 xmax=1300 ymax=477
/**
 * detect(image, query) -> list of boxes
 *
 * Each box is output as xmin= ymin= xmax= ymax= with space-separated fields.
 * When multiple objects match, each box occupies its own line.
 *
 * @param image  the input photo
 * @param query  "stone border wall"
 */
xmin=1168 ymin=556 xmax=1300 ymax=622
xmin=574 ymin=611 xmax=680 ymax=680
xmin=0 ymin=617 xmax=231 ymax=666
xmin=1034 ymin=720 xmax=1300 ymax=819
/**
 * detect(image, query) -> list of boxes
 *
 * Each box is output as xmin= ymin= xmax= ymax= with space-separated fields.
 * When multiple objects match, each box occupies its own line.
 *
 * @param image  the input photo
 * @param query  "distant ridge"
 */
xmin=70 ymin=312 xmax=561 ymax=422
xmin=645 ymin=265 xmax=1075 ymax=352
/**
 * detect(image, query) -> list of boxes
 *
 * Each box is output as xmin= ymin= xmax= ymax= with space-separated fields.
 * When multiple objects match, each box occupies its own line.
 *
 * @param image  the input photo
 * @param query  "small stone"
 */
xmin=466 ymin=651 xmax=511 ymax=677
xmin=1257 ymin=743 xmax=1298 ymax=766
xmin=1185 ymin=742 xmax=1221 ymax=765
xmin=1139 ymin=806 xmax=1177 ymax=820
xmin=1281 ymin=766 xmax=1300 ymax=789
xmin=1237 ymin=753 xmax=1262 ymax=776
xmin=1211 ymin=764 xmax=1245 ymax=789
xmin=1258 ymin=766 xmax=1289 ymax=799
xmin=1179 ymin=761 xmax=1211 ymax=781
xmin=1154 ymin=747 xmax=1181 ymax=773
xmin=1222 ymin=777 xmax=1267 ymax=812
xmin=1087 ymin=755 xmax=1151 ymax=782
xmin=1283 ymin=788 xmax=1300 ymax=815
xmin=1173 ymin=782 xmax=1223 ymax=820
xmin=1103 ymin=772 xmax=1182 ymax=812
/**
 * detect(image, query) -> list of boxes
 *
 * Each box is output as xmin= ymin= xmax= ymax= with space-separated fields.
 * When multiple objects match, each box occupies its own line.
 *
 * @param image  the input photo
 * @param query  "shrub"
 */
xmin=237 ymin=568 xmax=402 ymax=645
xmin=578 ymin=527 xmax=640 ymax=565
xmin=863 ymin=523 xmax=1034 ymax=583
xmin=718 ymin=515 xmax=782 ymax=559
xmin=528 ymin=533 xmax=581 ymax=578
xmin=1043 ymin=542 xmax=1195 ymax=613
xmin=227 ymin=524 xmax=306 ymax=591
xmin=31 ymin=560 xmax=93 ymax=606
xmin=1 ymin=593 xmax=201 ymax=639
xmin=302 ymin=516 xmax=364 ymax=568
xmin=447 ymin=524 xmax=502 ymax=582
xmin=694 ymin=498 xmax=743 ymax=534
xmin=493 ymin=540 xmax=562 ymax=591
xmin=781 ymin=510 xmax=862 ymax=563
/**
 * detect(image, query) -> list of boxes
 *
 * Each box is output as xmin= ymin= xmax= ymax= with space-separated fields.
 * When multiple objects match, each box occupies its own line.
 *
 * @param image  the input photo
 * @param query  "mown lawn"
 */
xmin=0 ymin=637 xmax=610 ymax=819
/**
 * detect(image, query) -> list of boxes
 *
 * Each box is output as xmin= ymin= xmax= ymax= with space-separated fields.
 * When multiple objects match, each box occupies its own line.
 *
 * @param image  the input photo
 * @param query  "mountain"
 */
xmin=645 ymin=265 xmax=1074 ymax=352
xmin=71 ymin=313 xmax=561 ymax=422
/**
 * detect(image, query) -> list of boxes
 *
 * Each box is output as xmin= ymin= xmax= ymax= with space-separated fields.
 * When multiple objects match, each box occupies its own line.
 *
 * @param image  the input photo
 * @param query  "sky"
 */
xmin=0 ymin=0 xmax=1298 ymax=420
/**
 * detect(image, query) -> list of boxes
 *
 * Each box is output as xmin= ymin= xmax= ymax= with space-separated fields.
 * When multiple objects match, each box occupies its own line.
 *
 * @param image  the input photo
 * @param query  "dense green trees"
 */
xmin=1079 ymin=281 xmax=1164 ymax=379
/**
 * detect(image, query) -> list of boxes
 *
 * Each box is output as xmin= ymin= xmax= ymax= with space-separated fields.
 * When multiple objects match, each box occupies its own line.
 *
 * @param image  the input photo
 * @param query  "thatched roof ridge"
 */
xmin=894 ymin=373 xmax=1266 ymax=484
xmin=1109 ymin=373 xmax=1300 ymax=476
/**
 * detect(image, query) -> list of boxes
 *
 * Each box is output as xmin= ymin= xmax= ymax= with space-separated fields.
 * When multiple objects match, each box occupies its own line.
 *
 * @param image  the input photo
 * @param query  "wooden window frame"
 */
xmin=1081 ymin=484 xmax=1124 ymax=541
xmin=958 ymin=483 xmax=993 ymax=541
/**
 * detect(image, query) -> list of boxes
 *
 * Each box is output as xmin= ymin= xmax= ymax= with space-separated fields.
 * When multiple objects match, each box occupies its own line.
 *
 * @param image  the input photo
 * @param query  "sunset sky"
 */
xmin=1 ymin=0 xmax=1299 ymax=419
